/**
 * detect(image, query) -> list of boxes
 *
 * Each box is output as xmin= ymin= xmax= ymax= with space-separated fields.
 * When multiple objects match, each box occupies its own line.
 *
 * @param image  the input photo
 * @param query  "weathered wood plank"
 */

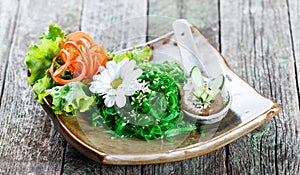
xmin=288 ymin=0 xmax=300 ymax=128
xmin=148 ymin=0 xmax=219 ymax=48
xmin=81 ymin=0 xmax=148 ymax=52
xmin=220 ymin=0 xmax=300 ymax=174
xmin=147 ymin=0 xmax=180 ymax=41
xmin=62 ymin=1 xmax=147 ymax=174
xmin=145 ymin=1 xmax=226 ymax=175
xmin=0 ymin=0 xmax=18 ymax=104
xmin=0 ymin=0 xmax=82 ymax=174
xmin=183 ymin=0 xmax=220 ymax=49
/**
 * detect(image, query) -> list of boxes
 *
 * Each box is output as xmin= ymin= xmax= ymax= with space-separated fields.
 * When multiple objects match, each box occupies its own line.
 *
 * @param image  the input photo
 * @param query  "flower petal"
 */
xmin=125 ymin=81 xmax=142 ymax=96
xmin=100 ymin=70 xmax=113 ymax=83
xmin=93 ymin=75 xmax=109 ymax=87
xmin=122 ymin=60 xmax=136 ymax=78
xmin=98 ymin=66 xmax=106 ymax=73
xmin=123 ymin=69 xmax=143 ymax=84
xmin=106 ymin=88 xmax=117 ymax=95
xmin=106 ymin=61 xmax=116 ymax=70
xmin=104 ymin=95 xmax=116 ymax=107
xmin=124 ymin=60 xmax=135 ymax=71
xmin=90 ymin=59 xmax=142 ymax=108
xmin=89 ymin=78 xmax=111 ymax=93
xmin=92 ymin=74 xmax=101 ymax=81
xmin=89 ymin=82 xmax=100 ymax=93
xmin=117 ymin=58 xmax=129 ymax=71
xmin=116 ymin=94 xmax=126 ymax=108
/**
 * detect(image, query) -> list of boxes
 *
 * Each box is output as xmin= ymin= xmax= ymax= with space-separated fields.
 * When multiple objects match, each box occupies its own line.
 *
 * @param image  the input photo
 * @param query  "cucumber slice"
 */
xmin=207 ymin=74 xmax=225 ymax=98
xmin=190 ymin=66 xmax=225 ymax=103
xmin=190 ymin=66 xmax=204 ymax=95
xmin=190 ymin=66 xmax=204 ymax=88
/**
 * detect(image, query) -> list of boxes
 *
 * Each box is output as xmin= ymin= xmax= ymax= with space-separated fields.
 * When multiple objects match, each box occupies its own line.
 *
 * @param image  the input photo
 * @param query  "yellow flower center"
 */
xmin=111 ymin=79 xmax=123 ymax=89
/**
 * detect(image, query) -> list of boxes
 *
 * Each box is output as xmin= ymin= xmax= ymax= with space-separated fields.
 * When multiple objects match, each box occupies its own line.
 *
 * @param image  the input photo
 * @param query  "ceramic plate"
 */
xmin=40 ymin=26 xmax=281 ymax=165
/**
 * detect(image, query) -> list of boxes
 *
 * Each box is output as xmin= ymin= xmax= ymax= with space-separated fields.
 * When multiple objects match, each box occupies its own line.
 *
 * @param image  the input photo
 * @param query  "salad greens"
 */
xmin=32 ymin=73 xmax=57 ymax=103
xmin=138 ymin=61 xmax=186 ymax=89
xmin=25 ymin=24 xmax=64 ymax=103
xmin=112 ymin=46 xmax=151 ymax=64
xmin=25 ymin=24 xmax=96 ymax=115
xmin=45 ymin=82 xmax=94 ymax=116
xmin=91 ymin=63 xmax=195 ymax=141
xmin=25 ymin=24 xmax=201 ymax=142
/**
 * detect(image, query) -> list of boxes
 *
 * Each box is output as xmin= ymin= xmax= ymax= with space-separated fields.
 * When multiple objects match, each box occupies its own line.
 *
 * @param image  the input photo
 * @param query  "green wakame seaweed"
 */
xmin=91 ymin=62 xmax=196 ymax=141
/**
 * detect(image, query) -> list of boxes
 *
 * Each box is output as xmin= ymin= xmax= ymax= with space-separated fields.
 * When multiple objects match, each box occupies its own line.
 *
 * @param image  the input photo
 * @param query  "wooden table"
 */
xmin=1 ymin=0 xmax=299 ymax=174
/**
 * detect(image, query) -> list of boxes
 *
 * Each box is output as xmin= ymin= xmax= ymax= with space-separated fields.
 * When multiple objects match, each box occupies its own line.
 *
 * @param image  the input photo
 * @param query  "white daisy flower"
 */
xmin=89 ymin=58 xmax=143 ymax=108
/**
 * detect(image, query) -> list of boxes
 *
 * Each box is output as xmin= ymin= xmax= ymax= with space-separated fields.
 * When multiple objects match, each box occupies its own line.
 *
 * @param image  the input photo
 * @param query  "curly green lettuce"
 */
xmin=45 ymin=82 xmax=94 ymax=116
xmin=112 ymin=46 xmax=151 ymax=64
xmin=25 ymin=24 xmax=65 ymax=103
xmin=32 ymin=73 xmax=57 ymax=103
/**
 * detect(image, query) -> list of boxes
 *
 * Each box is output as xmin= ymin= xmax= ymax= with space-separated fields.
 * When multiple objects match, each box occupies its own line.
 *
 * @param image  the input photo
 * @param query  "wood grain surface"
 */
xmin=0 ymin=0 xmax=299 ymax=174
xmin=288 ymin=0 xmax=300 ymax=127
xmin=220 ymin=0 xmax=300 ymax=174
xmin=0 ymin=0 xmax=82 ymax=174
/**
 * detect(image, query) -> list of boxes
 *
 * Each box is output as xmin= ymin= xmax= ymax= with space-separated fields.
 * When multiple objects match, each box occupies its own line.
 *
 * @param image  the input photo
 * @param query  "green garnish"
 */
xmin=25 ymin=24 xmax=65 ymax=103
xmin=138 ymin=61 xmax=186 ymax=88
xmin=91 ymin=62 xmax=195 ymax=141
xmin=24 ymin=24 xmax=203 ymax=142
xmin=112 ymin=46 xmax=151 ymax=64
xmin=45 ymin=82 xmax=94 ymax=116
xmin=190 ymin=66 xmax=225 ymax=104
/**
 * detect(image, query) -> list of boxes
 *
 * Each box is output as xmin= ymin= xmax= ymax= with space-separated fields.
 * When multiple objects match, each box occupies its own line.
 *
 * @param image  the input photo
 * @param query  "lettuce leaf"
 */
xmin=32 ymin=72 xmax=56 ymax=103
xmin=113 ymin=46 xmax=151 ymax=64
xmin=25 ymin=24 xmax=65 ymax=103
xmin=45 ymin=82 xmax=95 ymax=116
xmin=25 ymin=24 xmax=65 ymax=85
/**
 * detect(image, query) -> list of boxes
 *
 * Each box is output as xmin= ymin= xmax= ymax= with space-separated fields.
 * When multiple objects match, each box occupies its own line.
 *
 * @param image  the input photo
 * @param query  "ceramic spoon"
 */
xmin=172 ymin=19 xmax=231 ymax=124
xmin=172 ymin=19 xmax=209 ymax=78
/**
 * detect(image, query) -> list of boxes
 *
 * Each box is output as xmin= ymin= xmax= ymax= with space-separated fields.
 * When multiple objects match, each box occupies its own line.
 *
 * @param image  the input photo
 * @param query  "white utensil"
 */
xmin=173 ymin=19 xmax=232 ymax=124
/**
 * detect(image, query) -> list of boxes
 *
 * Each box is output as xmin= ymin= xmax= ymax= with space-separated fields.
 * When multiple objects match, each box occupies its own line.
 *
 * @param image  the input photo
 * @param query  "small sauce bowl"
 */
xmin=181 ymin=79 xmax=232 ymax=124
